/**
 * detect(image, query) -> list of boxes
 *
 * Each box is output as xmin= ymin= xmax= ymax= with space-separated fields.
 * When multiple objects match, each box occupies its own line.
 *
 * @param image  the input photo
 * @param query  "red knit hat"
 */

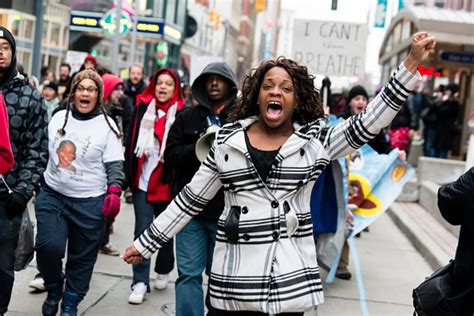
xmin=84 ymin=53 xmax=97 ymax=67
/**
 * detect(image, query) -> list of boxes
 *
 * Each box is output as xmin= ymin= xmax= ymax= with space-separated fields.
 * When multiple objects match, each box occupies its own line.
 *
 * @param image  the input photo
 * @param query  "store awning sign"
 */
xmin=70 ymin=11 xmax=181 ymax=42
xmin=70 ymin=11 xmax=102 ymax=33
xmin=135 ymin=18 xmax=164 ymax=37
xmin=440 ymin=52 xmax=474 ymax=65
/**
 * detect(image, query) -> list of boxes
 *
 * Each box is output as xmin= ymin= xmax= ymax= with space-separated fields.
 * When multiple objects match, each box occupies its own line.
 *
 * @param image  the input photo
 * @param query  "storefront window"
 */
xmin=175 ymin=0 xmax=186 ymax=27
xmin=401 ymin=19 xmax=411 ymax=41
xmin=11 ymin=17 xmax=20 ymax=37
xmin=24 ymin=20 xmax=34 ymax=40
xmin=50 ymin=23 xmax=60 ymax=46
xmin=165 ymin=0 xmax=176 ymax=23
xmin=393 ymin=23 xmax=401 ymax=45
xmin=42 ymin=21 xmax=49 ymax=44
xmin=62 ymin=28 xmax=69 ymax=49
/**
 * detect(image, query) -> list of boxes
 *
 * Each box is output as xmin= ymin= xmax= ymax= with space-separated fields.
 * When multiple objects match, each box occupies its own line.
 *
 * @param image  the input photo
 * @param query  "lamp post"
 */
xmin=111 ymin=0 xmax=123 ymax=75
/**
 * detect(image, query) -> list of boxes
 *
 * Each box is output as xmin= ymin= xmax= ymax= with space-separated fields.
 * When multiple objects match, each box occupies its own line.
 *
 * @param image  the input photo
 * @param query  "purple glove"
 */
xmin=102 ymin=185 xmax=122 ymax=219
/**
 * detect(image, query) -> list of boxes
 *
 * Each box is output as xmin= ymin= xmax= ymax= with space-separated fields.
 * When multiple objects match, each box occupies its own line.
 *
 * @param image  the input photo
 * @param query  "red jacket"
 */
xmin=0 ymin=92 xmax=14 ymax=174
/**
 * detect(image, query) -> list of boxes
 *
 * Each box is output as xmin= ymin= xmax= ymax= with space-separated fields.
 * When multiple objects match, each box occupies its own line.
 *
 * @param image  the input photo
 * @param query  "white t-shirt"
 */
xmin=43 ymin=109 xmax=124 ymax=198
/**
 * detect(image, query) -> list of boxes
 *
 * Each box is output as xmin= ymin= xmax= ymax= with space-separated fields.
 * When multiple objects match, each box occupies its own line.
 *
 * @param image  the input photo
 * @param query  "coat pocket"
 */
xmin=224 ymin=206 xmax=241 ymax=243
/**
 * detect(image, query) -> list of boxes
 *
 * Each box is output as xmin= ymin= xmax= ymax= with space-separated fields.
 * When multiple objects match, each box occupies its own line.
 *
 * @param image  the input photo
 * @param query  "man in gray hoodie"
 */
xmin=164 ymin=62 xmax=238 ymax=316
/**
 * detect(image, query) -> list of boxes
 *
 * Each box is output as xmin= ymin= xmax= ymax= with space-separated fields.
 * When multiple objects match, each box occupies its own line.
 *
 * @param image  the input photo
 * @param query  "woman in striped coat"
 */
xmin=123 ymin=32 xmax=435 ymax=315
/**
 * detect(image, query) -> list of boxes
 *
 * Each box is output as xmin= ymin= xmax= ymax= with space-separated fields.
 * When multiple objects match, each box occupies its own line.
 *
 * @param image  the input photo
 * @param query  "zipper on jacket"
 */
xmin=0 ymin=174 xmax=13 ymax=194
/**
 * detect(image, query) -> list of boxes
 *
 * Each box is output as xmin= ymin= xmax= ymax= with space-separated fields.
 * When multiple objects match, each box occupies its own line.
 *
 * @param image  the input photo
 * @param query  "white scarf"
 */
xmin=134 ymin=99 xmax=178 ymax=161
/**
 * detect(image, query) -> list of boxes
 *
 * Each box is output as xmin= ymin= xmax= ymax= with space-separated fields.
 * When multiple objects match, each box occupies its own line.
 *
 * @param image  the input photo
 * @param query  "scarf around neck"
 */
xmin=134 ymin=68 xmax=185 ymax=160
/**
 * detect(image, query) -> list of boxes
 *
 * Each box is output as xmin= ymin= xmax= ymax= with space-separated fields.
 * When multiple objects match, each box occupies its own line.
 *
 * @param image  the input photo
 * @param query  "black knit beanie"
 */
xmin=0 ymin=26 xmax=16 ymax=56
xmin=0 ymin=26 xmax=17 ymax=79
xmin=347 ymin=85 xmax=369 ymax=104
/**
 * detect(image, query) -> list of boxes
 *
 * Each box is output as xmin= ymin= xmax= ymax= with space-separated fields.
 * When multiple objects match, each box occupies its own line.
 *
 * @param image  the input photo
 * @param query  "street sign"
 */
xmin=293 ymin=20 xmax=367 ymax=77
xmin=100 ymin=8 xmax=132 ymax=37
xmin=374 ymin=0 xmax=388 ymax=28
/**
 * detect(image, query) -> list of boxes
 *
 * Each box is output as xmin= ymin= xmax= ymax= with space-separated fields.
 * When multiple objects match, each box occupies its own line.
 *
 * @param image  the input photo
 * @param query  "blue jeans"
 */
xmin=132 ymin=190 xmax=174 ymax=289
xmin=175 ymin=217 xmax=217 ymax=316
xmin=0 ymin=194 xmax=22 ymax=314
xmin=35 ymin=185 xmax=105 ymax=300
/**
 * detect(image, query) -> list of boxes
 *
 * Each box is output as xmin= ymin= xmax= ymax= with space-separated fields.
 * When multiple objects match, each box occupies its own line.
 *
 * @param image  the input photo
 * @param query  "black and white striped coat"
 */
xmin=135 ymin=64 xmax=420 ymax=313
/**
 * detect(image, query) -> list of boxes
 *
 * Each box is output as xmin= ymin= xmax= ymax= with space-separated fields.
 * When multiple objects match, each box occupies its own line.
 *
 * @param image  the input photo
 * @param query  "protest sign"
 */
xmin=293 ymin=20 xmax=368 ymax=77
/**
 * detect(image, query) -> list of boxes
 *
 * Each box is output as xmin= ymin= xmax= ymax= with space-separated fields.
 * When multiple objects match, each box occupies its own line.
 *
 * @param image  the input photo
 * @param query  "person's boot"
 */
xmin=42 ymin=282 xmax=63 ymax=316
xmin=60 ymin=292 xmax=81 ymax=316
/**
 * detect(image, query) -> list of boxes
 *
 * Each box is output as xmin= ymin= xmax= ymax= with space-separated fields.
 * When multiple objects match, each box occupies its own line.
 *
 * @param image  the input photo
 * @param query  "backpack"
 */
xmin=413 ymin=260 xmax=474 ymax=316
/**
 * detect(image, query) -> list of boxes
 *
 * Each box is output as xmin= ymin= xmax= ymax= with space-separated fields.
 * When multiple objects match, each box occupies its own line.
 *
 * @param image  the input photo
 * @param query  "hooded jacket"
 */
xmin=102 ymin=74 xmax=133 ymax=144
xmin=125 ymin=68 xmax=185 ymax=201
xmin=164 ymin=62 xmax=238 ymax=221
xmin=0 ymin=92 xmax=13 ymax=174
xmin=0 ymin=27 xmax=48 ymax=199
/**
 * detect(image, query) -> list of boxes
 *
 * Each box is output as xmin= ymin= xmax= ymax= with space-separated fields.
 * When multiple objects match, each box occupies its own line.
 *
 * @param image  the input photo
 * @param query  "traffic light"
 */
xmin=255 ymin=0 xmax=265 ymax=13
xmin=209 ymin=8 xmax=215 ymax=23
xmin=156 ymin=41 xmax=168 ymax=67
xmin=215 ymin=12 xmax=221 ymax=30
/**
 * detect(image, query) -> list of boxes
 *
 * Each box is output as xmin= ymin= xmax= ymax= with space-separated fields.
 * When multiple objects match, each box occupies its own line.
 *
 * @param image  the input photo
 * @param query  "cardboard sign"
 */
xmin=293 ymin=20 xmax=368 ymax=77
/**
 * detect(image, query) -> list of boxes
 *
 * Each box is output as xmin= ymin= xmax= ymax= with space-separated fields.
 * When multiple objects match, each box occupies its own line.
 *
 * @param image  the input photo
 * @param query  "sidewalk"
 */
xmin=7 ymin=199 xmax=456 ymax=315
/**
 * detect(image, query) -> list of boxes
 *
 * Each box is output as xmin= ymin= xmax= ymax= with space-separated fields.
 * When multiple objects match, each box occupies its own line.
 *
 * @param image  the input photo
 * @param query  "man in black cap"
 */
xmin=0 ymin=26 xmax=48 ymax=315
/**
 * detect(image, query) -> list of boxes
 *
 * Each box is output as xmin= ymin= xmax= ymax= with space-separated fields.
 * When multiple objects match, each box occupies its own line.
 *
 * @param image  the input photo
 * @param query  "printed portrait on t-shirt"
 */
xmin=56 ymin=140 xmax=77 ymax=173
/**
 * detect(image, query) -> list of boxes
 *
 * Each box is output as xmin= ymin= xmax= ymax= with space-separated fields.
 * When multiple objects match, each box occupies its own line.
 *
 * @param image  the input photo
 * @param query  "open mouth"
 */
xmin=266 ymin=101 xmax=283 ymax=120
xmin=79 ymin=99 xmax=91 ymax=106
xmin=158 ymin=91 xmax=168 ymax=97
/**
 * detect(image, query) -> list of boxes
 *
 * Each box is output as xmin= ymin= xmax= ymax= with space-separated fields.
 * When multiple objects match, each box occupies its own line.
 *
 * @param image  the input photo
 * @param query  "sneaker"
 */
xmin=29 ymin=276 xmax=46 ymax=292
xmin=100 ymin=243 xmax=120 ymax=256
xmin=154 ymin=274 xmax=169 ymax=290
xmin=128 ymin=282 xmax=147 ymax=304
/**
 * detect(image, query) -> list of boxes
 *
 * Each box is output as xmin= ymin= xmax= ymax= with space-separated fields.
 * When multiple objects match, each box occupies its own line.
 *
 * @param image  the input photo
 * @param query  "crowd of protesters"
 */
xmin=1 ymin=24 xmax=470 ymax=316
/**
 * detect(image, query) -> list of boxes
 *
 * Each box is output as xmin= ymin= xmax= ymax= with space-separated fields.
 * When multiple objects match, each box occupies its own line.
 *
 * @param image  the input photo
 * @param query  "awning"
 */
xmin=379 ymin=6 xmax=474 ymax=64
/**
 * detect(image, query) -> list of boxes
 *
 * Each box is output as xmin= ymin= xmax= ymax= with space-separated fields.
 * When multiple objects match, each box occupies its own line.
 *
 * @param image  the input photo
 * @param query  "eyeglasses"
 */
xmin=0 ymin=45 xmax=11 ymax=52
xmin=76 ymin=86 xmax=98 ymax=93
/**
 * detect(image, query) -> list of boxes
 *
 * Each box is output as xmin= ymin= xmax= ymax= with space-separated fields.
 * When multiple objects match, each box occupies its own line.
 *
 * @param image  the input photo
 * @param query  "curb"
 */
xmin=387 ymin=203 xmax=452 ymax=270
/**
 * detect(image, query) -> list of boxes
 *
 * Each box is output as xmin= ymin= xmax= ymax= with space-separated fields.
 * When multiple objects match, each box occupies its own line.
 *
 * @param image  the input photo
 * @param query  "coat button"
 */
xmin=300 ymin=149 xmax=305 ymax=156
xmin=297 ymin=180 xmax=304 ymax=187
xmin=243 ymin=234 xmax=250 ymax=241
xmin=229 ymin=183 xmax=235 ymax=190
xmin=242 ymin=207 xmax=248 ymax=214
xmin=272 ymin=231 xmax=279 ymax=240
xmin=224 ymin=154 xmax=229 ymax=161
xmin=271 ymin=200 xmax=279 ymax=208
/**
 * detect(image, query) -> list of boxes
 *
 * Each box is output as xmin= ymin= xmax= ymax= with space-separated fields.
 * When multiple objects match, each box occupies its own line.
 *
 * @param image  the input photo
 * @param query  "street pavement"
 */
xmin=7 ymin=199 xmax=455 ymax=315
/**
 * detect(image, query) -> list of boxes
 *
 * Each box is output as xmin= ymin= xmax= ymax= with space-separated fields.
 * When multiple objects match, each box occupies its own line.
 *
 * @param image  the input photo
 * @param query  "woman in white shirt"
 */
xmin=35 ymin=69 xmax=125 ymax=316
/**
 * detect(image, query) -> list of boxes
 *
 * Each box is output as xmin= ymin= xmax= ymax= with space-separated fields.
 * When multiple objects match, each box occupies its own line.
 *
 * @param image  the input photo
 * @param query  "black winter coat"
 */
xmin=164 ymin=104 xmax=228 ymax=221
xmin=438 ymin=168 xmax=474 ymax=315
xmin=0 ymin=71 xmax=48 ymax=199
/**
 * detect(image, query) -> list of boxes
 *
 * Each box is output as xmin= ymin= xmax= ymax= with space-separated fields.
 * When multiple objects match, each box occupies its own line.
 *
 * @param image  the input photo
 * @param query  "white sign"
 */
xmin=65 ymin=50 xmax=88 ymax=74
xmin=293 ymin=20 xmax=368 ymax=77
xmin=190 ymin=55 xmax=224 ymax=85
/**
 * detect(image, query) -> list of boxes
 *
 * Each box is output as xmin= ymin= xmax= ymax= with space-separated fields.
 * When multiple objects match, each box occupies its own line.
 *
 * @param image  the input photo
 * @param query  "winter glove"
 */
xmin=102 ymin=185 xmax=122 ymax=219
xmin=5 ymin=192 xmax=28 ymax=220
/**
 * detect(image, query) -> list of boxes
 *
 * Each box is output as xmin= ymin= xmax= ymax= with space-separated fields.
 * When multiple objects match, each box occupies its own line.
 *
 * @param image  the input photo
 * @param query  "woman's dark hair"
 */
xmin=228 ymin=57 xmax=323 ymax=124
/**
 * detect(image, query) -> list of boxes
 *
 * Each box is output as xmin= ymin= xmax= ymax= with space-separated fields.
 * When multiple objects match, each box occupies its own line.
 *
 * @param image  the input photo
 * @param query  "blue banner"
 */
xmin=347 ymin=145 xmax=414 ymax=236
